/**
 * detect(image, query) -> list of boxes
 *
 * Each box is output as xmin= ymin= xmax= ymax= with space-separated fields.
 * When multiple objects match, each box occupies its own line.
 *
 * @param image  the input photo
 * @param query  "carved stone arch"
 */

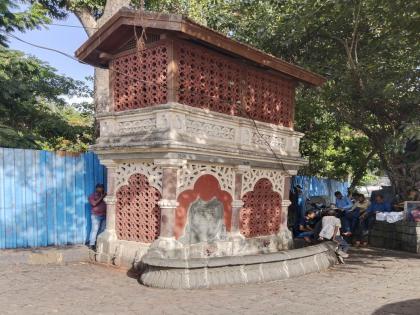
xmin=175 ymin=174 xmax=233 ymax=240
xmin=115 ymin=162 xmax=163 ymax=192
xmin=241 ymin=168 xmax=285 ymax=196
xmin=240 ymin=178 xmax=282 ymax=238
xmin=177 ymin=163 xmax=235 ymax=197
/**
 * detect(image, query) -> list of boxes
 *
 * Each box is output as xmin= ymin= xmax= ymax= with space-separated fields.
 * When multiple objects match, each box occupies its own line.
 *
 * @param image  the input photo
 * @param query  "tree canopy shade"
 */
xmin=2 ymin=0 xmax=418 ymax=190
xmin=144 ymin=0 xmax=419 ymax=190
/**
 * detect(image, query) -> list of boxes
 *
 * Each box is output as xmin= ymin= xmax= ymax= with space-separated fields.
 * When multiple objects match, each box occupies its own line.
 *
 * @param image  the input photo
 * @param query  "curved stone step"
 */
xmin=140 ymin=242 xmax=338 ymax=289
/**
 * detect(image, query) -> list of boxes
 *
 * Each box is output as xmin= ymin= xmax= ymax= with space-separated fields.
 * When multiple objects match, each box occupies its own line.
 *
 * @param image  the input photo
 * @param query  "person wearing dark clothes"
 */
xmin=295 ymin=210 xmax=316 ymax=243
xmin=88 ymin=184 xmax=107 ymax=250
xmin=360 ymin=194 xmax=391 ymax=247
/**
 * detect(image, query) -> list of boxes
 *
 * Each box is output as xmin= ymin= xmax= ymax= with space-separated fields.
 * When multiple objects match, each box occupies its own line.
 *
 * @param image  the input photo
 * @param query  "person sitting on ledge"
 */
xmin=319 ymin=208 xmax=349 ymax=263
xmin=334 ymin=191 xmax=354 ymax=236
xmin=367 ymin=194 xmax=392 ymax=214
xmin=295 ymin=210 xmax=317 ymax=244
xmin=352 ymin=193 xmax=371 ymax=247
xmin=359 ymin=194 xmax=391 ymax=247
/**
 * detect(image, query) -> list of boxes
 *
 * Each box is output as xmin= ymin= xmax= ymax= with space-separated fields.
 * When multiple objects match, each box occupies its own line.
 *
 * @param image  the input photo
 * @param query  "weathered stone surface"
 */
xmin=179 ymin=198 xmax=227 ymax=244
xmin=370 ymin=221 xmax=420 ymax=253
xmin=140 ymin=243 xmax=337 ymax=289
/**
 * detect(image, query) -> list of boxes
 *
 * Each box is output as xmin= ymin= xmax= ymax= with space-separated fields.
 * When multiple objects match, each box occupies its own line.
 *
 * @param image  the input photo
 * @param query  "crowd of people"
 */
xmin=290 ymin=185 xmax=420 ymax=262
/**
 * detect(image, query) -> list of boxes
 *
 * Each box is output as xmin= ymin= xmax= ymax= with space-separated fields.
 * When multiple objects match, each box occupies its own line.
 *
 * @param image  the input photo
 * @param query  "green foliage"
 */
xmin=295 ymin=89 xmax=379 ymax=182
xmin=0 ymin=48 xmax=93 ymax=152
xmin=0 ymin=0 xmax=70 ymax=45
xmin=146 ymin=0 xmax=419 ymax=190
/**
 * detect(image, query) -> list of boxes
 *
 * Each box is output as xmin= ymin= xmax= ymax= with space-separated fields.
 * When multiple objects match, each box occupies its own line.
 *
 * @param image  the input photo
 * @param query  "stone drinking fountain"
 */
xmin=76 ymin=8 xmax=337 ymax=289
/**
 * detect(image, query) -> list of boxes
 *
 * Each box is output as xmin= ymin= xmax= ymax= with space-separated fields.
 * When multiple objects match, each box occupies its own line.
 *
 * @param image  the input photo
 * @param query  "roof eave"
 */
xmin=75 ymin=9 xmax=326 ymax=87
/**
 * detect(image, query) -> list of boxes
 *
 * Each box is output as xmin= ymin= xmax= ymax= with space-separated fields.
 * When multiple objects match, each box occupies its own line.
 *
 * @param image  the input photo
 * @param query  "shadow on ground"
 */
xmin=372 ymin=299 xmax=420 ymax=315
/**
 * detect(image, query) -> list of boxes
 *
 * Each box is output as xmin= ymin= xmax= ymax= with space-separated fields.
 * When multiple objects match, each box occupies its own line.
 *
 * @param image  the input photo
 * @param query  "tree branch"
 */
xmin=66 ymin=1 xmax=97 ymax=36
xmin=98 ymin=0 xmax=132 ymax=27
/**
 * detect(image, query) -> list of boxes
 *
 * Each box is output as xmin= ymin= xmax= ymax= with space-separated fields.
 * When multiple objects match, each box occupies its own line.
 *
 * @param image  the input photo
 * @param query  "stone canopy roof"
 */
xmin=75 ymin=8 xmax=325 ymax=87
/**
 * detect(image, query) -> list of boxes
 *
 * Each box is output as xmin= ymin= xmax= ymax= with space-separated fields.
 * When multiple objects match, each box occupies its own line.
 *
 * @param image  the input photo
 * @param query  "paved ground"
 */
xmin=0 ymin=247 xmax=419 ymax=315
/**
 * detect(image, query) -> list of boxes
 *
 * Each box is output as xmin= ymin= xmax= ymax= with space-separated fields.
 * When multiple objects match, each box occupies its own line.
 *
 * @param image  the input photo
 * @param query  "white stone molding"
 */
xmin=177 ymin=163 xmax=235 ymax=196
xmin=251 ymin=132 xmax=286 ymax=153
xmin=241 ymin=168 xmax=285 ymax=196
xmin=156 ymin=112 xmax=186 ymax=131
xmin=117 ymin=118 xmax=156 ymax=135
xmin=154 ymin=159 xmax=187 ymax=168
xmin=115 ymin=162 xmax=163 ymax=192
xmin=235 ymin=165 xmax=251 ymax=174
xmin=281 ymin=200 xmax=292 ymax=208
xmin=104 ymin=196 xmax=117 ymax=205
xmin=158 ymin=199 xmax=179 ymax=209
xmin=96 ymin=103 xmax=304 ymax=158
xmin=186 ymin=118 xmax=236 ymax=141
xmin=232 ymin=200 xmax=245 ymax=208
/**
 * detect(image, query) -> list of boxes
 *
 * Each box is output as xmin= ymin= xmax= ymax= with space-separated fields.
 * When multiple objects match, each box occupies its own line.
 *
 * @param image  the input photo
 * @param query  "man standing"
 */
xmin=88 ymin=184 xmax=107 ymax=250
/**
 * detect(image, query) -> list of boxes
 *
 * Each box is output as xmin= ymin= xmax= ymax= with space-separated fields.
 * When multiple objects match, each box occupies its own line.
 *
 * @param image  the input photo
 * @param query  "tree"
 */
xmin=147 ymin=0 xmax=419 ymax=193
xmin=0 ymin=1 xmax=94 ymax=152
xmin=0 ymin=48 xmax=93 ymax=152
xmin=295 ymin=89 xmax=379 ymax=186
xmin=0 ymin=0 xmax=68 ymax=46
xmin=36 ymin=0 xmax=417 ymax=191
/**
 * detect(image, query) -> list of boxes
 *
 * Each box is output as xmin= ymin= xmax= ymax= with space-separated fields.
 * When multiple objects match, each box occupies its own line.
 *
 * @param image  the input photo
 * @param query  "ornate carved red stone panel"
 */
xmin=175 ymin=174 xmax=232 ymax=240
xmin=240 ymin=178 xmax=282 ymax=238
xmin=110 ymin=40 xmax=294 ymax=126
xmin=176 ymin=41 xmax=294 ymax=127
xmin=115 ymin=173 xmax=161 ymax=243
xmin=112 ymin=43 xmax=168 ymax=111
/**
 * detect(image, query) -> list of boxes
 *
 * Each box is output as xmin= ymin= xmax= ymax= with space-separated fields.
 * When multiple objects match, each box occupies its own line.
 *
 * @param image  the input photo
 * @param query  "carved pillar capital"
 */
xmin=101 ymin=159 xmax=117 ymax=169
xmin=104 ymin=196 xmax=116 ymax=205
xmin=153 ymin=158 xmax=187 ymax=168
xmin=235 ymin=165 xmax=251 ymax=174
xmin=232 ymin=200 xmax=244 ymax=208
xmin=158 ymin=199 xmax=179 ymax=209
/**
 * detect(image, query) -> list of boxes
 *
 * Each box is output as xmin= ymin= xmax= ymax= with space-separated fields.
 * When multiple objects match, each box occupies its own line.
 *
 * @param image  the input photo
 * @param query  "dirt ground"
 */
xmin=0 ymin=247 xmax=419 ymax=315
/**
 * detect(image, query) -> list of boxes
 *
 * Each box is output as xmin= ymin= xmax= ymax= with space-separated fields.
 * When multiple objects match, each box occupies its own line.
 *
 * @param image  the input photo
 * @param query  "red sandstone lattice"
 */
xmin=112 ymin=43 xmax=168 ymax=111
xmin=110 ymin=39 xmax=294 ymax=126
xmin=115 ymin=173 xmax=161 ymax=243
xmin=177 ymin=42 xmax=294 ymax=127
xmin=240 ymin=178 xmax=282 ymax=238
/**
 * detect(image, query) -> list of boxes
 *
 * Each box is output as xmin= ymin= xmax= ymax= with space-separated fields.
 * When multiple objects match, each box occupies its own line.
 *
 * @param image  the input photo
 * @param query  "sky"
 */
xmin=9 ymin=13 xmax=94 ymax=88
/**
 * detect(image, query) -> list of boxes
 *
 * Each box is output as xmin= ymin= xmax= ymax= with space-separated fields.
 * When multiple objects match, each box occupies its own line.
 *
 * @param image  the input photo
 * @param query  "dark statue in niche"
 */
xmin=180 ymin=197 xmax=227 ymax=244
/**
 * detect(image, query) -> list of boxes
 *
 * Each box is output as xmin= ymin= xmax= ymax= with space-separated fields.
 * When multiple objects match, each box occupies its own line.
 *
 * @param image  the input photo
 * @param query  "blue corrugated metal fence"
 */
xmin=0 ymin=148 xmax=106 ymax=249
xmin=0 ymin=148 xmax=347 ymax=249
xmin=292 ymin=175 xmax=349 ymax=204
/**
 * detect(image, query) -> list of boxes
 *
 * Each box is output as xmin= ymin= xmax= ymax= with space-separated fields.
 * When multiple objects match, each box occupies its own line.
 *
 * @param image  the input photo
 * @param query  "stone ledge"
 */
xmin=140 ymin=242 xmax=337 ymax=289
xmin=142 ymin=242 xmax=333 ymax=268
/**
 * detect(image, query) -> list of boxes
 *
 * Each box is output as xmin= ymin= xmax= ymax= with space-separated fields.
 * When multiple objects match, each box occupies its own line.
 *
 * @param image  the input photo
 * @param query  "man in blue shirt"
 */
xmin=367 ymin=194 xmax=392 ymax=213
xmin=361 ymin=194 xmax=392 ymax=243
xmin=335 ymin=191 xmax=354 ymax=235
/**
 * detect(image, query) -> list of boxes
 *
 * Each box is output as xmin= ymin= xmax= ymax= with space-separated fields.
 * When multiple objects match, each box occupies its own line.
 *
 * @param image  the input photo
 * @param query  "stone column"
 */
xmin=153 ymin=159 xmax=185 ymax=249
xmin=281 ymin=174 xmax=293 ymax=231
xmin=230 ymin=165 xmax=250 ymax=237
xmin=279 ymin=170 xmax=296 ymax=249
xmin=96 ymin=160 xmax=118 ymax=256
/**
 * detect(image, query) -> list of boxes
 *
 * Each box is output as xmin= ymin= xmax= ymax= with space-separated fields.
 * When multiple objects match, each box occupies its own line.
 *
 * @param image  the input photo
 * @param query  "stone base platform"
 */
xmin=370 ymin=221 xmax=420 ymax=253
xmin=140 ymin=242 xmax=338 ymax=289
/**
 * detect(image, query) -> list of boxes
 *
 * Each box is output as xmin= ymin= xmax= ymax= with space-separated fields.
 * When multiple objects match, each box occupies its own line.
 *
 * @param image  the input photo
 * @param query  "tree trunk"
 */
xmin=349 ymin=149 xmax=376 ymax=191
xmin=67 ymin=0 xmax=131 ymax=138
xmin=69 ymin=0 xmax=133 ymax=137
